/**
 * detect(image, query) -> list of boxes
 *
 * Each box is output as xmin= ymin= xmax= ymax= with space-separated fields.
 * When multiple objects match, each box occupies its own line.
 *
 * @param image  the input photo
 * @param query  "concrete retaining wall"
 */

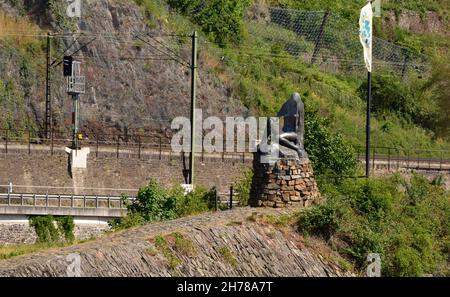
xmin=0 ymin=150 xmax=252 ymax=196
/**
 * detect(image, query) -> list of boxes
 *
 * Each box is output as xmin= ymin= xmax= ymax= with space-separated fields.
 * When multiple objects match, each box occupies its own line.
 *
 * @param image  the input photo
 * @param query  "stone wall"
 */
xmin=0 ymin=215 xmax=110 ymax=246
xmin=0 ymin=151 xmax=252 ymax=196
xmin=0 ymin=207 xmax=354 ymax=276
xmin=0 ymin=223 xmax=37 ymax=245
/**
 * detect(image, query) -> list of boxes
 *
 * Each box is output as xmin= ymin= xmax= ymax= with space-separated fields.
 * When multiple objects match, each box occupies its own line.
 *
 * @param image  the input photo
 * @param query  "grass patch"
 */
xmin=260 ymin=213 xmax=298 ymax=227
xmin=246 ymin=212 xmax=259 ymax=222
xmin=150 ymin=232 xmax=196 ymax=269
xmin=171 ymin=232 xmax=196 ymax=256
xmin=145 ymin=247 xmax=158 ymax=256
xmin=218 ymin=246 xmax=238 ymax=268
xmin=246 ymin=212 xmax=298 ymax=227
xmin=153 ymin=234 xmax=181 ymax=270
xmin=0 ymin=242 xmax=66 ymax=260
xmin=0 ymin=234 xmax=97 ymax=261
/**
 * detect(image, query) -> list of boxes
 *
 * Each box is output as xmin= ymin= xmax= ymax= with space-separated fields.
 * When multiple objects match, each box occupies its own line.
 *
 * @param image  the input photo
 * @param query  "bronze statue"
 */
xmin=259 ymin=92 xmax=308 ymax=160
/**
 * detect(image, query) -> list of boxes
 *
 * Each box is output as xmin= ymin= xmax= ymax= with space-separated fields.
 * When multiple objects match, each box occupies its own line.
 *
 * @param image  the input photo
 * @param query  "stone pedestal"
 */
xmin=250 ymin=155 xmax=320 ymax=208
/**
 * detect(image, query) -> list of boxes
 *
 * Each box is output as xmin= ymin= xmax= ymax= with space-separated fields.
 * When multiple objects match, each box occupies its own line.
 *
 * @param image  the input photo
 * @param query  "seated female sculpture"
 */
xmin=259 ymin=92 xmax=308 ymax=160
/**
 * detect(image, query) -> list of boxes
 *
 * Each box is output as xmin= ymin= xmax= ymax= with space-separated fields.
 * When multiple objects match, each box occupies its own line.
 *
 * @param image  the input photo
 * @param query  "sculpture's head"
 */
xmin=291 ymin=92 xmax=301 ymax=102
xmin=278 ymin=92 xmax=303 ymax=118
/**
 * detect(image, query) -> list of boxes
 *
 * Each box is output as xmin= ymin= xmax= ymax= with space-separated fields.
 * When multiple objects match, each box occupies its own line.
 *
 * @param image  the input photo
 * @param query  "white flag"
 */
xmin=359 ymin=2 xmax=373 ymax=72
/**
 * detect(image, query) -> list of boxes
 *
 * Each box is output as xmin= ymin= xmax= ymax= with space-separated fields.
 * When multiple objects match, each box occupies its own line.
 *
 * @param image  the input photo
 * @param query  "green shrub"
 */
xmin=109 ymin=212 xmax=146 ymax=230
xmin=297 ymin=175 xmax=450 ymax=276
xmin=29 ymin=215 xmax=59 ymax=244
xmin=358 ymin=73 xmax=439 ymax=131
xmin=298 ymin=204 xmax=339 ymax=238
xmin=128 ymin=179 xmax=178 ymax=222
xmin=55 ymin=216 xmax=75 ymax=243
xmin=233 ymin=169 xmax=253 ymax=206
xmin=172 ymin=185 xmax=214 ymax=216
xmin=29 ymin=215 xmax=75 ymax=244
xmin=168 ymin=0 xmax=251 ymax=46
xmin=304 ymin=108 xmax=357 ymax=179
xmin=112 ymin=179 xmax=216 ymax=229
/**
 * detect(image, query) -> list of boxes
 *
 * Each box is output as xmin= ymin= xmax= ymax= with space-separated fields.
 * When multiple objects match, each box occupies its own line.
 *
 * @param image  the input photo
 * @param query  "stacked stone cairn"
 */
xmin=250 ymin=156 xmax=320 ymax=208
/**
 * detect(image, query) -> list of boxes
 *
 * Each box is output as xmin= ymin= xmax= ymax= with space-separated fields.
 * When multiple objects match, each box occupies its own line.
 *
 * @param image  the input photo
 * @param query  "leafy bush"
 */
xmin=172 ymin=185 xmax=215 ymax=216
xmin=297 ymin=175 xmax=450 ymax=276
xmin=29 ymin=215 xmax=60 ymax=244
xmin=55 ymin=216 xmax=75 ymax=243
xmin=297 ymin=204 xmax=339 ymax=238
xmin=112 ymin=179 xmax=216 ymax=229
xmin=358 ymin=73 xmax=439 ymax=131
xmin=233 ymin=169 xmax=253 ymax=206
xmin=128 ymin=179 xmax=178 ymax=222
xmin=167 ymin=0 xmax=251 ymax=46
xmin=29 ymin=215 xmax=75 ymax=244
xmin=304 ymin=108 xmax=357 ymax=178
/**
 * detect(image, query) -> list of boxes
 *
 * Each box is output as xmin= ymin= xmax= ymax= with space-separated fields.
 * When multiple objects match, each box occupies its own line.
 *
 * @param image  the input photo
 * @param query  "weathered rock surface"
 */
xmin=382 ymin=10 xmax=449 ymax=36
xmin=0 ymin=207 xmax=353 ymax=276
xmin=0 ymin=0 xmax=248 ymax=135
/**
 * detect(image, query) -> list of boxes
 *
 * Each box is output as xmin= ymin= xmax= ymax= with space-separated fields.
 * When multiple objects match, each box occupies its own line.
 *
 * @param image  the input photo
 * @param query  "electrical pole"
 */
xmin=72 ymin=93 xmax=80 ymax=149
xmin=45 ymin=32 xmax=52 ymax=139
xmin=189 ymin=31 xmax=198 ymax=186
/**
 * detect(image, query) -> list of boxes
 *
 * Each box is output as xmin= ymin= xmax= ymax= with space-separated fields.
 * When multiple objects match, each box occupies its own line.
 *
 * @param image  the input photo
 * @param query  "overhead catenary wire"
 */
xmin=146 ymin=33 xmax=187 ymax=62
xmin=134 ymin=35 xmax=191 ymax=68
xmin=0 ymin=30 xmax=192 ymax=38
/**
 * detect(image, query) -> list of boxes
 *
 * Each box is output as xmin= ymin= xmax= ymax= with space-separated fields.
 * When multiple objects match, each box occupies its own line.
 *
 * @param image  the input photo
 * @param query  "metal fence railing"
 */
xmin=0 ymin=128 xmax=253 ymax=163
xmin=355 ymin=146 xmax=450 ymax=171
xmin=0 ymin=193 xmax=134 ymax=209
xmin=1 ymin=129 xmax=449 ymax=171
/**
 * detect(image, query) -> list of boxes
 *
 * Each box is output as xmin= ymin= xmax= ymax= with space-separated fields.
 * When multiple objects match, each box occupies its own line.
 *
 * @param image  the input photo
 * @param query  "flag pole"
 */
xmin=362 ymin=0 xmax=373 ymax=178
xmin=366 ymin=70 xmax=371 ymax=178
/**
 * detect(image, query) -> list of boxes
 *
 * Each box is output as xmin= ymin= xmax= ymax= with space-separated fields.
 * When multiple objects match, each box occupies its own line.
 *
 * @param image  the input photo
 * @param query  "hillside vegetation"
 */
xmin=158 ymin=0 xmax=450 ymax=154
xmin=0 ymin=0 xmax=448 ymax=154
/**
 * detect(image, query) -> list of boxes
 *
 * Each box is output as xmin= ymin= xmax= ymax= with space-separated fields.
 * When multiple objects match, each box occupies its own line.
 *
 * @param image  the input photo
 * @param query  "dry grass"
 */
xmin=0 ymin=12 xmax=42 ymax=45
xmin=0 ymin=242 xmax=68 ymax=260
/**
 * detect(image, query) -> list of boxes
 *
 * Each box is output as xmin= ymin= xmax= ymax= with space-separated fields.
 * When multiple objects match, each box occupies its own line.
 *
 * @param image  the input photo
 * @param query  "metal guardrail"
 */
xmin=0 ymin=193 xmax=135 ymax=209
xmin=214 ymin=186 xmax=240 ymax=211
xmin=355 ymin=146 xmax=450 ymax=172
xmin=0 ymin=129 xmax=252 ymax=163
xmin=1 ymin=129 xmax=449 ymax=169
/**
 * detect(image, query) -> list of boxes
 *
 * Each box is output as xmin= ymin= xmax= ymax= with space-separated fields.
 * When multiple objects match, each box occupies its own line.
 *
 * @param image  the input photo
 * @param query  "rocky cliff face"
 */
xmin=382 ymin=10 xmax=449 ymax=36
xmin=0 ymin=0 xmax=248 ymax=136
xmin=0 ymin=206 xmax=354 ymax=276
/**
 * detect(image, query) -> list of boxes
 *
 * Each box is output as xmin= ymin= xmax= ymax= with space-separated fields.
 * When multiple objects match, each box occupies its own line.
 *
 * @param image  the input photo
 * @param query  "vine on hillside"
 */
xmin=29 ymin=215 xmax=75 ymax=243
xmin=55 ymin=216 xmax=75 ymax=243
